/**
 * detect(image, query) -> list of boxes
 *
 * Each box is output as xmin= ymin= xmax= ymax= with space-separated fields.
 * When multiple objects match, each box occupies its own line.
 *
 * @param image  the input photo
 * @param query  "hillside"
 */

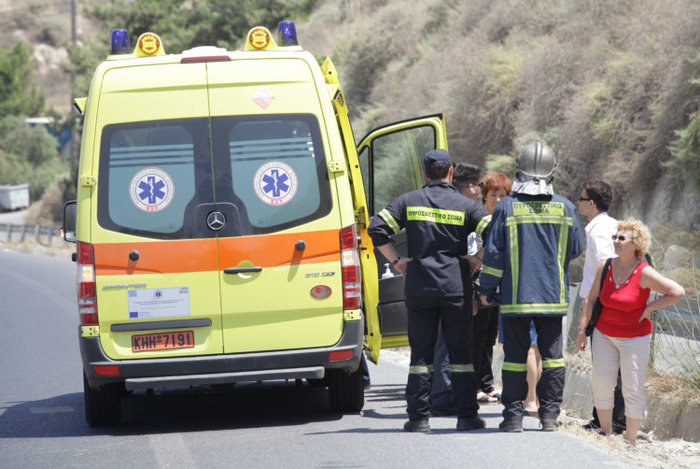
xmin=0 ymin=0 xmax=99 ymax=114
xmin=295 ymin=0 xmax=700 ymax=268
xmin=2 ymin=0 xmax=699 ymax=263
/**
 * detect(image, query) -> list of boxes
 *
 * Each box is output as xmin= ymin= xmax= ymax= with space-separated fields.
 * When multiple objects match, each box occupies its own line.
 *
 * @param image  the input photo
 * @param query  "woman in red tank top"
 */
xmin=575 ymin=219 xmax=684 ymax=446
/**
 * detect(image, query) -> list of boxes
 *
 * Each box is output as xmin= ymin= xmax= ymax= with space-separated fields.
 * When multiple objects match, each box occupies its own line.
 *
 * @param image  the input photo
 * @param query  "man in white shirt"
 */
xmin=575 ymin=180 xmax=625 ymax=434
xmin=577 ymin=181 xmax=618 ymax=300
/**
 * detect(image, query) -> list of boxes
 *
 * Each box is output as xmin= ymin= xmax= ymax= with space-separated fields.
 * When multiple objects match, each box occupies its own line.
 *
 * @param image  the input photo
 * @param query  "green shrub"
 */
xmin=0 ymin=116 xmax=64 ymax=201
xmin=669 ymin=113 xmax=700 ymax=190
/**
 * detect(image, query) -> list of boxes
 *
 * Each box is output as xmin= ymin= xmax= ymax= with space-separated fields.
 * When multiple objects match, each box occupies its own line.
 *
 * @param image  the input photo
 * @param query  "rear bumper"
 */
xmin=81 ymin=319 xmax=363 ymax=390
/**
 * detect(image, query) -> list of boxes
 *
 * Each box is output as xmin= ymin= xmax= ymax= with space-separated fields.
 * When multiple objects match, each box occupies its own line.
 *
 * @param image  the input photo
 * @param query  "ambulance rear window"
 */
xmin=97 ymin=114 xmax=331 ymax=239
xmin=97 ymin=119 xmax=211 ymax=239
xmin=213 ymin=114 xmax=331 ymax=232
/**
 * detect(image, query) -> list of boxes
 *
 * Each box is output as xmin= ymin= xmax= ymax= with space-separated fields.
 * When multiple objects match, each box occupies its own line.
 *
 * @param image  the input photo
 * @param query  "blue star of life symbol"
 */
xmin=138 ymin=176 xmax=166 ymax=204
xmin=262 ymin=169 xmax=289 ymax=197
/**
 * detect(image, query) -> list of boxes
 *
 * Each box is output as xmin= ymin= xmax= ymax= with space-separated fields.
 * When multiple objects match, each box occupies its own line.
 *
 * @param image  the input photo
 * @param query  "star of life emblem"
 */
xmin=129 ymin=168 xmax=174 ymax=212
xmin=253 ymin=161 xmax=298 ymax=206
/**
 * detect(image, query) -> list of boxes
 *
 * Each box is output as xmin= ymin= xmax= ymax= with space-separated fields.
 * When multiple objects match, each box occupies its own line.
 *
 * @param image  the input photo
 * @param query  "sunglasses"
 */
xmin=611 ymin=234 xmax=629 ymax=241
xmin=579 ymin=197 xmax=591 ymax=201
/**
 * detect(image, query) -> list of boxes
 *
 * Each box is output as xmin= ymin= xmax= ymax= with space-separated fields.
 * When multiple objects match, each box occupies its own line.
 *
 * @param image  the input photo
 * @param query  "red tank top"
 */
xmin=596 ymin=260 xmax=652 ymax=338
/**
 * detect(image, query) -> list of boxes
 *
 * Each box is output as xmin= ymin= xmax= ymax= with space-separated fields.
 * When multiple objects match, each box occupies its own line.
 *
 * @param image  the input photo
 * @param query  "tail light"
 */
xmin=339 ymin=225 xmax=361 ymax=310
xmin=77 ymin=242 xmax=98 ymax=325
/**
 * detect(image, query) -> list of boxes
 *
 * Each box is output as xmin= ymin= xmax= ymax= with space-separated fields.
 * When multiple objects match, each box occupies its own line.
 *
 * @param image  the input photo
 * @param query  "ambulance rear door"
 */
xmin=92 ymin=61 xmax=225 ymax=360
xmin=206 ymin=58 xmax=346 ymax=354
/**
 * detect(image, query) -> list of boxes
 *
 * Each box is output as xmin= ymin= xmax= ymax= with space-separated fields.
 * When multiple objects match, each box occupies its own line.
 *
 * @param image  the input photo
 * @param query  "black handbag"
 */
xmin=585 ymin=258 xmax=612 ymax=336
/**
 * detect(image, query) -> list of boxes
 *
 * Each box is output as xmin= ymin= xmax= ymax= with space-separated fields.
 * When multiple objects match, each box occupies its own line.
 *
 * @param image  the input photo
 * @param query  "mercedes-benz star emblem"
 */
xmin=207 ymin=211 xmax=226 ymax=231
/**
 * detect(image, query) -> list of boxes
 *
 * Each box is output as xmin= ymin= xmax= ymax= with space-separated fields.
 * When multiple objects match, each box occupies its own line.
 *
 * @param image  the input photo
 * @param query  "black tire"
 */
xmin=327 ymin=367 xmax=364 ymax=412
xmin=83 ymin=372 xmax=123 ymax=427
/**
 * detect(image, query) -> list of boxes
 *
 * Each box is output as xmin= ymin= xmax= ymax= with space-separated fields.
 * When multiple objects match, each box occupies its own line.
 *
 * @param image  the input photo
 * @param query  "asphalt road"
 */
xmin=0 ymin=248 xmax=632 ymax=468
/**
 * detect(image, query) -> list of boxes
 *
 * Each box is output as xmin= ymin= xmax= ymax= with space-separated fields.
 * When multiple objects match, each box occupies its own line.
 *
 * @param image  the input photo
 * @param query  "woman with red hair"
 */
xmin=473 ymin=173 xmax=511 ymax=403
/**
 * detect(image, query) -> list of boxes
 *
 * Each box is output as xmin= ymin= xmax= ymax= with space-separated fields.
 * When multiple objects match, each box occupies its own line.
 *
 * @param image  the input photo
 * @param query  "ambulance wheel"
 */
xmin=83 ymin=372 xmax=122 ymax=426
xmin=327 ymin=367 xmax=364 ymax=412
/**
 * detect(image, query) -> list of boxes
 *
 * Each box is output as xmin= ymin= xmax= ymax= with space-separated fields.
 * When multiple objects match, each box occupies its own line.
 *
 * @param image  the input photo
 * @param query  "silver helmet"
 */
xmin=516 ymin=141 xmax=557 ymax=181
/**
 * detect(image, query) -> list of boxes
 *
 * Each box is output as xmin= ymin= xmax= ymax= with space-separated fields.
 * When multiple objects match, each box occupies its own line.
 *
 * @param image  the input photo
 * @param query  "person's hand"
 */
xmin=638 ymin=306 xmax=652 ymax=323
xmin=394 ymin=257 xmax=411 ymax=276
xmin=480 ymin=294 xmax=490 ymax=305
xmin=472 ymin=299 xmax=478 ymax=316
xmin=575 ymin=330 xmax=587 ymax=351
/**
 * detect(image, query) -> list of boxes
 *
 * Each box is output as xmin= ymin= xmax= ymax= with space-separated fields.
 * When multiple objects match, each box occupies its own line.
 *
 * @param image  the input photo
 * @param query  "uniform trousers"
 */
xmin=472 ymin=305 xmax=499 ymax=393
xmin=430 ymin=325 xmax=452 ymax=407
xmin=405 ymin=295 xmax=479 ymax=420
xmin=501 ymin=315 xmax=565 ymax=420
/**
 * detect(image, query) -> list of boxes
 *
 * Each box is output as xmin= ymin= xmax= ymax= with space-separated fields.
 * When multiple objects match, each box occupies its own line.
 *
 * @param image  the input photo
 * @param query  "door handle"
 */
xmin=224 ymin=266 xmax=263 ymax=274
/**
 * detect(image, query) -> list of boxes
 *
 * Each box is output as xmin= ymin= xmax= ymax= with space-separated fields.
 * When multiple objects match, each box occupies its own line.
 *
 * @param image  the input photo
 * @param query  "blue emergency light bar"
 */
xmin=277 ymin=21 xmax=298 ymax=46
xmin=111 ymin=29 xmax=131 ymax=54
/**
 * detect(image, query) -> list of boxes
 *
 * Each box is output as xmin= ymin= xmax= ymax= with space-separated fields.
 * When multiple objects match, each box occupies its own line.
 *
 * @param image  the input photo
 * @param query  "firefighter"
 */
xmin=480 ymin=142 xmax=584 ymax=432
xmin=368 ymin=149 xmax=487 ymax=433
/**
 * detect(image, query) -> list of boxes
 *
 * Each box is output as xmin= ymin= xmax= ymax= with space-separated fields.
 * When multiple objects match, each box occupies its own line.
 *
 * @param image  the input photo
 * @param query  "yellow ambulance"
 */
xmin=63 ymin=21 xmax=449 ymax=426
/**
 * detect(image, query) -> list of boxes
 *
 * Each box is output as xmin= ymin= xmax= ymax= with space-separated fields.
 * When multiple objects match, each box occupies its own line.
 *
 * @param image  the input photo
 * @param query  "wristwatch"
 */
xmin=392 ymin=256 xmax=401 ymax=265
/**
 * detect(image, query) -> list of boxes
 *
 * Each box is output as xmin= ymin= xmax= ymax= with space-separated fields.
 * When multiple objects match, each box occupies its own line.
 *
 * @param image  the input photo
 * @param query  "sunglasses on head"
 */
xmin=611 ymin=234 xmax=628 ymax=241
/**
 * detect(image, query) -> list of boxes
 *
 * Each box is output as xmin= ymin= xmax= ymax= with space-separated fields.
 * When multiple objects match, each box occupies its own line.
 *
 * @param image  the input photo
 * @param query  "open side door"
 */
xmin=356 ymin=115 xmax=448 ymax=360
xmin=323 ymin=55 xmax=449 ymax=363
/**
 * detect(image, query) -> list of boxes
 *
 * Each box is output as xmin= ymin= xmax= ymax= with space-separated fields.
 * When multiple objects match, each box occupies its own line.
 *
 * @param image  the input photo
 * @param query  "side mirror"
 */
xmin=62 ymin=200 xmax=77 ymax=243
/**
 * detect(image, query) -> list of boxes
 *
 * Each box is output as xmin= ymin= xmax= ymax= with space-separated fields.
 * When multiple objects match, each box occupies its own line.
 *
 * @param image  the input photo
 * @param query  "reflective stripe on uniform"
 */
xmin=475 ymin=215 xmax=492 ymax=236
xmin=409 ymin=364 xmax=434 ymax=374
xmin=509 ymin=223 xmax=519 ymax=306
xmin=406 ymin=206 xmax=465 ymax=226
xmin=449 ymin=364 xmax=475 ymax=373
xmin=511 ymin=201 xmax=566 ymax=217
xmin=499 ymin=303 xmax=570 ymax=314
xmin=505 ymin=217 xmax=574 ymax=226
xmin=481 ymin=264 xmax=503 ymax=278
xmin=378 ymin=209 xmax=401 ymax=234
xmin=557 ymin=223 xmax=568 ymax=304
xmin=542 ymin=358 xmax=565 ymax=369
xmin=502 ymin=361 xmax=528 ymax=372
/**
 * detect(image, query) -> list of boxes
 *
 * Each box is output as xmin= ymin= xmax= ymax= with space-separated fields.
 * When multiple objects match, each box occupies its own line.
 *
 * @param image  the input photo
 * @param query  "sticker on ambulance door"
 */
xmin=129 ymin=167 xmax=174 ymax=212
xmin=252 ymin=86 xmax=275 ymax=109
xmin=128 ymin=287 xmax=190 ymax=319
xmin=253 ymin=161 xmax=298 ymax=206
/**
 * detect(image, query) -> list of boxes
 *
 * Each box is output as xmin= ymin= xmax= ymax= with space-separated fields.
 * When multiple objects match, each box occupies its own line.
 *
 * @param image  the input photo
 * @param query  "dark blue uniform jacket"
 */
xmin=368 ymin=181 xmax=487 ymax=298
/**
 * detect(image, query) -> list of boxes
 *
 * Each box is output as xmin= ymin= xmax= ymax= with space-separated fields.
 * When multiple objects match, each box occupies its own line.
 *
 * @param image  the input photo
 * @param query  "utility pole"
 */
xmin=69 ymin=0 xmax=77 ymax=165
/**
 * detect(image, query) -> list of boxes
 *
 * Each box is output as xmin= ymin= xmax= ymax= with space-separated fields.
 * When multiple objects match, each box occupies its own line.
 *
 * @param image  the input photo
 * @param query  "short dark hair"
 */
xmin=582 ymin=180 xmax=613 ymax=212
xmin=426 ymin=161 xmax=452 ymax=180
xmin=452 ymin=163 xmax=481 ymax=192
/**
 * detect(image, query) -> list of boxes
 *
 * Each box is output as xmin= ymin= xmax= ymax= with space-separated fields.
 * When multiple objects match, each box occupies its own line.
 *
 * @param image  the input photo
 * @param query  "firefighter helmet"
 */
xmin=516 ymin=141 xmax=557 ymax=181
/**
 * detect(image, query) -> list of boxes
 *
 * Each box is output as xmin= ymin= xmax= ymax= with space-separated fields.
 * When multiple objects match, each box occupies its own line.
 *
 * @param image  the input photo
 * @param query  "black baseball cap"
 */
xmin=423 ymin=149 xmax=452 ymax=172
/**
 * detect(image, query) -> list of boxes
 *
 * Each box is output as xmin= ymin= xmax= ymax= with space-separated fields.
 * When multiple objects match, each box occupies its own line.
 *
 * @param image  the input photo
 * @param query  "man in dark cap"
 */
xmin=368 ymin=149 xmax=487 ymax=433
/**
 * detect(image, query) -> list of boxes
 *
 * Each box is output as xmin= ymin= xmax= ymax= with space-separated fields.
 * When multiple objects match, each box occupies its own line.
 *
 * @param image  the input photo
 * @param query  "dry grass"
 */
xmin=646 ymin=369 xmax=700 ymax=407
xmin=559 ymin=415 xmax=700 ymax=469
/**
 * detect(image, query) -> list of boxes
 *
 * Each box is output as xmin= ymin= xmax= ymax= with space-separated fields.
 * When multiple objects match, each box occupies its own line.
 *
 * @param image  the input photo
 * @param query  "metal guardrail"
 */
xmin=654 ymin=308 xmax=700 ymax=341
xmin=0 ymin=223 xmax=64 ymax=247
